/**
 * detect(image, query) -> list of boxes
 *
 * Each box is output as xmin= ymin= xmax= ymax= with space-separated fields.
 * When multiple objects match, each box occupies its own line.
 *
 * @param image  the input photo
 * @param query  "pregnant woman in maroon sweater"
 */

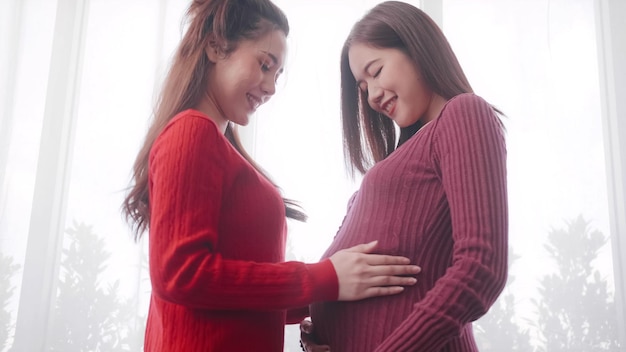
xmin=301 ymin=1 xmax=508 ymax=351
xmin=121 ymin=1 xmax=421 ymax=351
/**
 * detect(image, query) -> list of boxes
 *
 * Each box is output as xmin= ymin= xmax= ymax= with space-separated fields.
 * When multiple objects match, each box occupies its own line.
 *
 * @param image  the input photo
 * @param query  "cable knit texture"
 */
xmin=145 ymin=109 xmax=338 ymax=352
xmin=309 ymin=94 xmax=509 ymax=352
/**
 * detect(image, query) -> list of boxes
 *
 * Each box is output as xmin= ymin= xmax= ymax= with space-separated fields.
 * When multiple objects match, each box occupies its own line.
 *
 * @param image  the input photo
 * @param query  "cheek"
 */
xmin=237 ymin=69 xmax=260 ymax=91
xmin=220 ymin=61 xmax=252 ymax=85
xmin=405 ymin=76 xmax=428 ymax=101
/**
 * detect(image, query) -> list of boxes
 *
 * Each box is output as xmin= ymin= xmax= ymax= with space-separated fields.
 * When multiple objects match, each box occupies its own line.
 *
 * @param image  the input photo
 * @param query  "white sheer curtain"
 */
xmin=0 ymin=0 xmax=624 ymax=351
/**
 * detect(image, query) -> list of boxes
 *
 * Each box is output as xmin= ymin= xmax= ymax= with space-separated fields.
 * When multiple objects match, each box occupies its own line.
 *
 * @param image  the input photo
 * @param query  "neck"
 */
xmin=194 ymin=96 xmax=229 ymax=134
xmin=423 ymin=93 xmax=448 ymax=124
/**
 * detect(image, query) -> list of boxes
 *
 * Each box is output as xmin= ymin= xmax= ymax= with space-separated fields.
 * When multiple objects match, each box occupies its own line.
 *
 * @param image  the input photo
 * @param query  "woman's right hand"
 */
xmin=329 ymin=240 xmax=421 ymax=301
xmin=300 ymin=320 xmax=330 ymax=352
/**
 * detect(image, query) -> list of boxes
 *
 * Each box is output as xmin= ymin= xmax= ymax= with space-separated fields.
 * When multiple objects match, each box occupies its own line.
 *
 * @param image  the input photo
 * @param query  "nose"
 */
xmin=261 ymin=75 xmax=276 ymax=96
xmin=367 ymin=84 xmax=383 ymax=109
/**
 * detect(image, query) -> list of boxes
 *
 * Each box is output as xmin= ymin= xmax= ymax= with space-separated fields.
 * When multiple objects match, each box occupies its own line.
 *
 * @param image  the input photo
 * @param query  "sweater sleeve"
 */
xmin=148 ymin=114 xmax=338 ymax=311
xmin=376 ymin=94 xmax=509 ymax=351
xmin=286 ymin=306 xmax=311 ymax=324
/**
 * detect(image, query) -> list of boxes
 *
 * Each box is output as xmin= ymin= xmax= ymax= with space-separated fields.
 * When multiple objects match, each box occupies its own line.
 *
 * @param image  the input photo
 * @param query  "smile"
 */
xmin=381 ymin=97 xmax=397 ymax=115
xmin=247 ymin=93 xmax=261 ymax=110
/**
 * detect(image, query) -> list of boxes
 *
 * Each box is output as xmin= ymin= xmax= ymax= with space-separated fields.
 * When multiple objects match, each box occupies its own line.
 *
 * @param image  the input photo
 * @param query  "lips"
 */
xmin=381 ymin=97 xmax=397 ymax=115
xmin=246 ymin=93 xmax=261 ymax=111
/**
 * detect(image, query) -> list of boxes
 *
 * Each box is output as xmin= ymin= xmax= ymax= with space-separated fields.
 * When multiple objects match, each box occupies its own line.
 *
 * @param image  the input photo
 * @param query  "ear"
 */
xmin=205 ymin=43 xmax=220 ymax=63
xmin=205 ymin=35 xmax=224 ymax=63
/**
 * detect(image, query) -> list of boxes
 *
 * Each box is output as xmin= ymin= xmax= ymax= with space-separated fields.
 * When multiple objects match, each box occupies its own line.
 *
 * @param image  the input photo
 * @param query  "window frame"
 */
xmin=595 ymin=0 xmax=626 ymax=346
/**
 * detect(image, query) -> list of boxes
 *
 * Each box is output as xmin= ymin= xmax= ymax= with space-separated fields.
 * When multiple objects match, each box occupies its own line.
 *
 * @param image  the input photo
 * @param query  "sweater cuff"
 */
xmin=305 ymin=259 xmax=338 ymax=302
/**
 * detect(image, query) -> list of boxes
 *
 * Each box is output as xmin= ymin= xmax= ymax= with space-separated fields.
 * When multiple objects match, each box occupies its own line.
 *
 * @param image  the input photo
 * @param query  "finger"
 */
xmin=362 ymin=286 xmax=406 ymax=298
xmin=344 ymin=240 xmax=378 ymax=253
xmin=300 ymin=320 xmax=314 ymax=334
xmin=300 ymin=334 xmax=330 ymax=352
xmin=366 ymin=264 xmax=422 ymax=276
xmin=365 ymin=275 xmax=418 ymax=287
xmin=362 ymin=253 xmax=415 ymax=265
xmin=300 ymin=332 xmax=315 ymax=345
xmin=301 ymin=340 xmax=330 ymax=352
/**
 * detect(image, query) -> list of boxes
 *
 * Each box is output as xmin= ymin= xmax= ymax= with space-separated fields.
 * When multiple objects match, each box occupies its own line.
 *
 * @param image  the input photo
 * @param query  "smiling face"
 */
xmin=200 ymin=29 xmax=287 ymax=131
xmin=348 ymin=43 xmax=445 ymax=128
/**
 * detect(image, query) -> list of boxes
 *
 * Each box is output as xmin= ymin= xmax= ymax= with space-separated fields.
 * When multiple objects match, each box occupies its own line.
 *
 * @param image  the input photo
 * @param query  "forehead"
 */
xmin=238 ymin=29 xmax=287 ymax=65
xmin=348 ymin=43 xmax=385 ymax=78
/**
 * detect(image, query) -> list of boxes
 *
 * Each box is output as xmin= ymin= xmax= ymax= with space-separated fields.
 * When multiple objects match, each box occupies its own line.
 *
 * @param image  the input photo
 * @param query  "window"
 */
xmin=1 ymin=1 xmax=623 ymax=351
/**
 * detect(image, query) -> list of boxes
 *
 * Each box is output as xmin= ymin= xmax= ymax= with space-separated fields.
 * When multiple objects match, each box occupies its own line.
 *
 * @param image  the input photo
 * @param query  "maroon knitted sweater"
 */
xmin=145 ymin=110 xmax=338 ymax=352
xmin=309 ymin=94 xmax=509 ymax=352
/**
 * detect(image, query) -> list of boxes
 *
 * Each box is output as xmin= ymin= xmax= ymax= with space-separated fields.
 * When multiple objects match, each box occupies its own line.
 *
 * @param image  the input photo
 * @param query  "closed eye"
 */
xmin=373 ymin=67 xmax=382 ymax=78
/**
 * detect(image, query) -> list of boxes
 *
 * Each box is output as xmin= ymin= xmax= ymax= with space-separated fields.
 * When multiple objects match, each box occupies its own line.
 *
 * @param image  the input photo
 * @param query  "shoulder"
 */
xmin=447 ymin=92 xmax=489 ymax=107
xmin=433 ymin=93 xmax=503 ymax=133
xmin=162 ymin=109 xmax=222 ymax=138
xmin=430 ymin=94 xmax=506 ymax=155
xmin=152 ymin=109 xmax=231 ymax=162
xmin=156 ymin=109 xmax=229 ymax=148
xmin=440 ymin=93 xmax=495 ymax=121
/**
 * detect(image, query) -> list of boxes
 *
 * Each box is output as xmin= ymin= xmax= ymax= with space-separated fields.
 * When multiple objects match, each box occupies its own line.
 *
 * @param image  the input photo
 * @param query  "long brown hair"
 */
xmin=340 ymin=1 xmax=474 ymax=175
xmin=122 ymin=0 xmax=304 ymax=240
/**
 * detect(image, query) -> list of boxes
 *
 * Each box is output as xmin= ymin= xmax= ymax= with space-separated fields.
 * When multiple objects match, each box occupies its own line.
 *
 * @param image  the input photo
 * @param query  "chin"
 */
xmin=395 ymin=120 xmax=412 ymax=128
xmin=231 ymin=116 xmax=250 ymax=127
xmin=396 ymin=116 xmax=421 ymax=129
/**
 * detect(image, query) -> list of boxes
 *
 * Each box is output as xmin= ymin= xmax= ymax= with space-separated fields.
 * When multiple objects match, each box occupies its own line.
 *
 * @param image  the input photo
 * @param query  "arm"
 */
xmin=376 ymin=94 xmax=509 ymax=351
xmin=148 ymin=115 xmax=337 ymax=311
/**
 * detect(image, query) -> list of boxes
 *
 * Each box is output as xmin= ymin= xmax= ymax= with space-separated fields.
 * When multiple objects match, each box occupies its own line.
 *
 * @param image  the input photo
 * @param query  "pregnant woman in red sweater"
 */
xmin=301 ymin=1 xmax=509 ymax=351
xmin=121 ymin=1 xmax=420 ymax=351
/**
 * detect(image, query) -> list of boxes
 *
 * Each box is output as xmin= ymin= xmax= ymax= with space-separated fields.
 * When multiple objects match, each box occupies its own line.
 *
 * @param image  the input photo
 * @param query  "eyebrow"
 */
xmin=261 ymin=50 xmax=284 ymax=73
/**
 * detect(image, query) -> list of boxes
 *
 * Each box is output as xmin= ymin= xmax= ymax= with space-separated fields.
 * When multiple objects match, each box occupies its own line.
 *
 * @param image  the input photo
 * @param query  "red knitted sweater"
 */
xmin=309 ymin=94 xmax=509 ymax=352
xmin=145 ymin=109 xmax=338 ymax=351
